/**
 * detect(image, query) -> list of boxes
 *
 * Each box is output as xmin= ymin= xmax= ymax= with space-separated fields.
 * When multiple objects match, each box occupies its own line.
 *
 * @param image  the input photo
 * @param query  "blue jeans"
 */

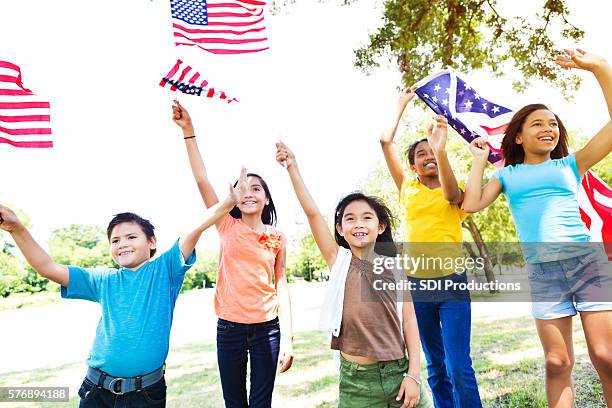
xmin=410 ymin=274 xmax=482 ymax=408
xmin=216 ymin=317 xmax=281 ymax=408
xmin=78 ymin=377 xmax=166 ymax=407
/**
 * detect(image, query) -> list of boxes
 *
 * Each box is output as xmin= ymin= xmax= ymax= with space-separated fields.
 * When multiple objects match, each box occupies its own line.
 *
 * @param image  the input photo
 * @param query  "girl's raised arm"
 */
xmin=463 ymin=138 xmax=502 ymax=213
xmin=276 ymin=141 xmax=339 ymax=269
xmin=379 ymin=87 xmax=416 ymax=191
xmin=172 ymin=100 xmax=221 ymax=213
xmin=557 ymin=50 xmax=612 ymax=177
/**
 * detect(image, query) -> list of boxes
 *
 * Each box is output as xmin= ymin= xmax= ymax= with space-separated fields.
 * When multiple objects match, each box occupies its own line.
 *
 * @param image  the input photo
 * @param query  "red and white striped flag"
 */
xmin=0 ymin=60 xmax=52 ymax=148
xmin=579 ymin=171 xmax=612 ymax=259
xmin=160 ymin=59 xmax=238 ymax=103
xmin=170 ymin=0 xmax=269 ymax=55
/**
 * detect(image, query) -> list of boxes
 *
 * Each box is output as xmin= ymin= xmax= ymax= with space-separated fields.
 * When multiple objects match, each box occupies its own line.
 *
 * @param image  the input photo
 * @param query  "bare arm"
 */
xmin=380 ymin=87 xmax=416 ymax=191
xmin=276 ymin=142 xmax=339 ymax=269
xmin=274 ymin=246 xmax=294 ymax=373
xmin=172 ymin=100 xmax=221 ymax=220
xmin=396 ymin=299 xmax=422 ymax=407
xmin=0 ymin=205 xmax=68 ymax=287
xmin=427 ymin=115 xmax=463 ymax=204
xmin=463 ymin=138 xmax=503 ymax=213
xmin=557 ymin=51 xmax=612 ymax=176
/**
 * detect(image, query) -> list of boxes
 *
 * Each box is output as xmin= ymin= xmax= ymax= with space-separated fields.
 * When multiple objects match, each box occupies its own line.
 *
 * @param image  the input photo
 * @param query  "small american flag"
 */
xmin=0 ymin=60 xmax=52 ymax=148
xmin=414 ymin=69 xmax=612 ymax=251
xmin=415 ymin=69 xmax=510 ymax=166
xmin=170 ymin=0 xmax=269 ymax=55
xmin=160 ymin=59 xmax=238 ymax=103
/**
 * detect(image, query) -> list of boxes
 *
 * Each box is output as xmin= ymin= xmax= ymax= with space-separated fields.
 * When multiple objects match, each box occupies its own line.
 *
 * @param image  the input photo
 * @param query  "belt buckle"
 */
xmin=108 ymin=377 xmax=124 ymax=395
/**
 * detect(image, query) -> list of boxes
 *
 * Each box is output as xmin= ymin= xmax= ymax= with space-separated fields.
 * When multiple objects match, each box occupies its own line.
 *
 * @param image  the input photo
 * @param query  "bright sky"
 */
xmin=1 ymin=0 xmax=611 ymax=252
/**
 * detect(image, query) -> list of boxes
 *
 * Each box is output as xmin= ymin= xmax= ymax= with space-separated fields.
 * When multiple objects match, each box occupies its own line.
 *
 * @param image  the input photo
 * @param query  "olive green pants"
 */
xmin=339 ymin=356 xmax=433 ymax=408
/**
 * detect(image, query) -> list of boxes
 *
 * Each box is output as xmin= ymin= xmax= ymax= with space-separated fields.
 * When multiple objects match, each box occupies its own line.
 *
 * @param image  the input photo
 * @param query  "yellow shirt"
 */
xmin=399 ymin=179 xmax=467 ymax=278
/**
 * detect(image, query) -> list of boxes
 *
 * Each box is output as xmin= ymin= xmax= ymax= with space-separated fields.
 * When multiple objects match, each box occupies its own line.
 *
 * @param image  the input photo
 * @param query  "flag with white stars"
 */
xmin=414 ymin=69 xmax=513 ymax=166
xmin=160 ymin=59 xmax=238 ymax=103
xmin=170 ymin=0 xmax=269 ymax=55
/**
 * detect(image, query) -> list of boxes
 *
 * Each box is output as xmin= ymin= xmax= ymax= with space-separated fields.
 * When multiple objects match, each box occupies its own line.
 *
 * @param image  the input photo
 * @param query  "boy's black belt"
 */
xmin=86 ymin=365 xmax=165 ymax=395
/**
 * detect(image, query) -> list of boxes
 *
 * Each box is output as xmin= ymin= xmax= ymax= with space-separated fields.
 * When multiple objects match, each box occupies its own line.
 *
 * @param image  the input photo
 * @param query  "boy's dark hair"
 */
xmin=106 ymin=212 xmax=157 ymax=257
xmin=406 ymin=138 xmax=429 ymax=165
xmin=230 ymin=173 xmax=278 ymax=225
xmin=334 ymin=192 xmax=397 ymax=257
xmin=501 ymin=103 xmax=569 ymax=166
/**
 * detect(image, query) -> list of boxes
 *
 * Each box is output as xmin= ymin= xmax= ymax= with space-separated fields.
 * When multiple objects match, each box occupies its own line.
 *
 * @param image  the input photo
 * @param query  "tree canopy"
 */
xmin=274 ymin=0 xmax=584 ymax=94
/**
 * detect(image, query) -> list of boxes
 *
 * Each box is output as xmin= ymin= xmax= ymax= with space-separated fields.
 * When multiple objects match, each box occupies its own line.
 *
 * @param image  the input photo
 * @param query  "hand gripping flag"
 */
xmin=170 ymin=0 xmax=269 ymax=55
xmin=415 ymin=69 xmax=612 ymax=253
xmin=0 ymin=60 xmax=52 ymax=148
xmin=160 ymin=59 xmax=238 ymax=103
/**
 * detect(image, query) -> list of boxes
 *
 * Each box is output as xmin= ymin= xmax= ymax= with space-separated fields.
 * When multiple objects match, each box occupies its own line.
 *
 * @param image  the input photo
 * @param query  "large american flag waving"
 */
xmin=0 ymin=60 xmax=52 ymax=148
xmin=415 ymin=69 xmax=612 ymax=254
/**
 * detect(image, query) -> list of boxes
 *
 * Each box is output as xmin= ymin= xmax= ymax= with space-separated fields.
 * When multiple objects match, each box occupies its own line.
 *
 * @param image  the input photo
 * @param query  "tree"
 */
xmin=274 ymin=0 xmax=584 ymax=94
xmin=288 ymin=232 xmax=328 ymax=281
xmin=48 ymin=224 xmax=115 ymax=268
xmin=358 ymin=0 xmax=583 ymax=94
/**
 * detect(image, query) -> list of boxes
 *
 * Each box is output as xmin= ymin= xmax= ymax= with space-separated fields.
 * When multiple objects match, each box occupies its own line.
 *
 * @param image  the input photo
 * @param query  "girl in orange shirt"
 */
xmin=172 ymin=100 xmax=294 ymax=408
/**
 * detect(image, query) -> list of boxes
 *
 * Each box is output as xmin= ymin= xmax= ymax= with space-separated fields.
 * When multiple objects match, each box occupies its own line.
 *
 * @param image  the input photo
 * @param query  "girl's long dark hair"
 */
xmin=230 ymin=173 xmax=277 ymax=225
xmin=334 ymin=192 xmax=397 ymax=257
xmin=501 ymin=103 xmax=569 ymax=166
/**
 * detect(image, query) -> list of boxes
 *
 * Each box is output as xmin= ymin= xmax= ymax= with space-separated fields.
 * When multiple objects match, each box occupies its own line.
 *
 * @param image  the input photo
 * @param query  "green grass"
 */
xmin=0 ymin=290 xmax=60 ymax=311
xmin=0 ymin=316 xmax=606 ymax=407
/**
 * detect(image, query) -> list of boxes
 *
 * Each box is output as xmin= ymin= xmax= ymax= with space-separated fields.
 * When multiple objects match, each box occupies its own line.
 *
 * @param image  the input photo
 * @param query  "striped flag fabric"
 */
xmin=160 ymin=59 xmax=238 ymax=103
xmin=0 ymin=60 xmax=52 ymax=148
xmin=170 ymin=0 xmax=269 ymax=55
xmin=580 ymin=171 xmax=612 ymax=259
xmin=414 ymin=69 xmax=612 ymax=249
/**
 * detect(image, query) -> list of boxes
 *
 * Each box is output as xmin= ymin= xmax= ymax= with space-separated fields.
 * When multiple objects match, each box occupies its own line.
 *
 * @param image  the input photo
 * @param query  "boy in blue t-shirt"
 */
xmin=0 ymin=168 xmax=247 ymax=407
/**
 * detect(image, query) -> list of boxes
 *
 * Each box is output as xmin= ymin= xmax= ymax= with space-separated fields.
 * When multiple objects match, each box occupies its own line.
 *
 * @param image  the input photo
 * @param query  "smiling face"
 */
xmin=336 ymin=200 xmax=386 ymax=250
xmin=109 ymin=222 xmax=156 ymax=270
xmin=515 ymin=109 xmax=560 ymax=157
xmin=236 ymin=176 xmax=269 ymax=217
xmin=410 ymin=140 xmax=438 ymax=177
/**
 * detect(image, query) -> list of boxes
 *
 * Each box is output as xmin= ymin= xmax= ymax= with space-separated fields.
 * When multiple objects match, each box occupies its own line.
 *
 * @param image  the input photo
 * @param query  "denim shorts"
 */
xmin=527 ymin=248 xmax=612 ymax=320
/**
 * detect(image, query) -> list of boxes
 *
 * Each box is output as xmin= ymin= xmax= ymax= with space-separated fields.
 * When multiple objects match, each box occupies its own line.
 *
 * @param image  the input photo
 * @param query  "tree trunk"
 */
xmin=464 ymin=217 xmax=498 ymax=293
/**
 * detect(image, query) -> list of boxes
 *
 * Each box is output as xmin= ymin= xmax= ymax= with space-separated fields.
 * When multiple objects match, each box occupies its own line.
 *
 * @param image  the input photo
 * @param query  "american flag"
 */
xmin=160 ymin=59 xmax=238 ymax=103
xmin=415 ymin=69 xmax=612 ymax=252
xmin=580 ymin=171 xmax=612 ymax=259
xmin=170 ymin=0 xmax=269 ymax=55
xmin=414 ymin=69 xmax=509 ymax=166
xmin=0 ymin=60 xmax=52 ymax=148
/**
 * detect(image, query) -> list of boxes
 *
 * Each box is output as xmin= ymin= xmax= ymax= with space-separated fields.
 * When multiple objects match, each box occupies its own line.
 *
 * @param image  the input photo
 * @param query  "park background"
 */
xmin=1 ymin=0 xmax=612 ymax=406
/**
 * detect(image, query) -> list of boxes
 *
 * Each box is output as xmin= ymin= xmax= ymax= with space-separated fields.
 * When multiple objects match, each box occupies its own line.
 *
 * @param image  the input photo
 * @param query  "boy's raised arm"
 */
xmin=0 ymin=204 xmax=69 ymax=287
xmin=178 ymin=167 xmax=247 ymax=260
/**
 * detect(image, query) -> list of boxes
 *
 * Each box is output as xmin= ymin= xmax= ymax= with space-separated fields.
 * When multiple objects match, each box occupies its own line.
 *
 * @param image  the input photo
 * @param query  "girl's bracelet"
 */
xmin=184 ymin=135 xmax=196 ymax=140
xmin=403 ymin=373 xmax=421 ymax=386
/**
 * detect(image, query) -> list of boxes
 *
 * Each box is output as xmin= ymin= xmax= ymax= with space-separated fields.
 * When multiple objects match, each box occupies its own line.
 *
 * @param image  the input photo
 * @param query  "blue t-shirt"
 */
xmin=494 ymin=155 xmax=591 ymax=262
xmin=61 ymin=240 xmax=195 ymax=377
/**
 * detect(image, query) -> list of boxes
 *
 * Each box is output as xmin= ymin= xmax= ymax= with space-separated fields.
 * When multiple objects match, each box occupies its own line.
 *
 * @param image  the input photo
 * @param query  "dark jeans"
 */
xmin=217 ymin=317 xmax=281 ymax=408
xmin=410 ymin=273 xmax=482 ymax=408
xmin=78 ymin=377 xmax=166 ymax=408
